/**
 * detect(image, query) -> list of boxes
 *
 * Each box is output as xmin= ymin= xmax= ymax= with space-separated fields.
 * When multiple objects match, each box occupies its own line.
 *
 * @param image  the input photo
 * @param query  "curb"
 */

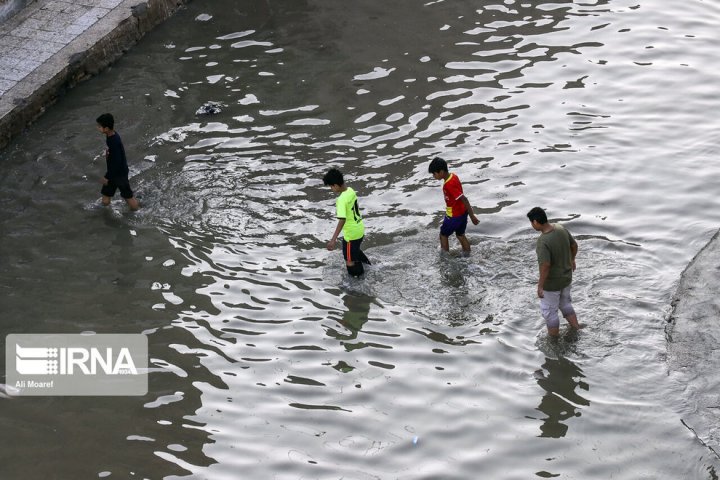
xmin=667 ymin=227 xmax=720 ymax=456
xmin=0 ymin=0 xmax=189 ymax=150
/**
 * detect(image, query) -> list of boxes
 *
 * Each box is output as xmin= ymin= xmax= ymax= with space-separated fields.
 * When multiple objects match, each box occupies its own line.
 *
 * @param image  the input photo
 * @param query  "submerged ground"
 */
xmin=1 ymin=0 xmax=720 ymax=478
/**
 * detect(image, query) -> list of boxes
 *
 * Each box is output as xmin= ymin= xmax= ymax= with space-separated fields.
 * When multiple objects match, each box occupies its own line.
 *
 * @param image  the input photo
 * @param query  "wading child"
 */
xmin=97 ymin=113 xmax=139 ymax=211
xmin=323 ymin=168 xmax=370 ymax=277
xmin=527 ymin=206 xmax=583 ymax=337
xmin=428 ymin=157 xmax=479 ymax=253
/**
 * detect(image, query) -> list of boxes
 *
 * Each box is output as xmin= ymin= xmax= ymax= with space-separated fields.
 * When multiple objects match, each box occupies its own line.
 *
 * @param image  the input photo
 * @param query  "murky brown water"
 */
xmin=2 ymin=0 xmax=720 ymax=478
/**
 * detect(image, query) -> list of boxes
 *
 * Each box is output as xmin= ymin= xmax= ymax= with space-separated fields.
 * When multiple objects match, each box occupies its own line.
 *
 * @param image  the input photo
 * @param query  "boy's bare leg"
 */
xmin=102 ymin=195 xmax=112 ymax=206
xmin=126 ymin=197 xmax=139 ymax=211
xmin=457 ymin=234 xmax=471 ymax=252
xmin=440 ymin=235 xmax=450 ymax=251
xmin=564 ymin=313 xmax=583 ymax=330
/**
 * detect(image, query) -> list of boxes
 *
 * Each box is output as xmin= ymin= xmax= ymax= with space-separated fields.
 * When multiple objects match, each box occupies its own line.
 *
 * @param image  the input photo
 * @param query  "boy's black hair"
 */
xmin=527 ymin=206 xmax=548 ymax=225
xmin=96 ymin=113 xmax=114 ymax=129
xmin=323 ymin=168 xmax=344 ymax=186
xmin=428 ymin=157 xmax=448 ymax=174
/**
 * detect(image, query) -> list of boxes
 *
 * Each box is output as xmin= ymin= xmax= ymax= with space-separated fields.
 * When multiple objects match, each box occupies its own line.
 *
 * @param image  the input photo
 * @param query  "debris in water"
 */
xmin=195 ymin=101 xmax=223 ymax=115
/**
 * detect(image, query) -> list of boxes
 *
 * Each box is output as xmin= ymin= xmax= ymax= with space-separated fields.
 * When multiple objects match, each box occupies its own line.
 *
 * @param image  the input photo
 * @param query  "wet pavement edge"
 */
xmin=667 ymin=228 xmax=720 ymax=457
xmin=0 ymin=0 xmax=190 ymax=149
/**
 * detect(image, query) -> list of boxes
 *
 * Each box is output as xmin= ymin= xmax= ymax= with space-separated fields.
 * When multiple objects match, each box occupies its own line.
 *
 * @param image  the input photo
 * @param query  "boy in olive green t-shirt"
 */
xmin=527 ymin=206 xmax=583 ymax=337
xmin=323 ymin=168 xmax=371 ymax=277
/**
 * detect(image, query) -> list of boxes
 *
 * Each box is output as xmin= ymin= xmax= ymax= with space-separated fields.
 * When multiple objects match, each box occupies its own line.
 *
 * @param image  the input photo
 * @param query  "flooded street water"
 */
xmin=2 ymin=0 xmax=720 ymax=478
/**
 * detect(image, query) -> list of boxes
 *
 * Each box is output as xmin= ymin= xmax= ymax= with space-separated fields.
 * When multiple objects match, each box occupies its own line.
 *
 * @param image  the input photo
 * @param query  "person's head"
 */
xmin=527 ymin=206 xmax=548 ymax=230
xmin=96 ymin=113 xmax=114 ymax=134
xmin=323 ymin=168 xmax=344 ymax=192
xmin=428 ymin=157 xmax=448 ymax=180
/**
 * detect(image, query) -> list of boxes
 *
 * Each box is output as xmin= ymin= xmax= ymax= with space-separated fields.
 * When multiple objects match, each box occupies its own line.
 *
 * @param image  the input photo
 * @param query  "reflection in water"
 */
xmin=103 ymin=209 xmax=142 ymax=288
xmin=439 ymin=253 xmax=468 ymax=290
xmin=137 ymin=327 xmax=225 ymax=477
xmin=534 ymin=356 xmax=590 ymax=438
xmin=438 ymin=254 xmax=477 ymax=326
xmin=325 ymin=292 xmax=373 ymax=351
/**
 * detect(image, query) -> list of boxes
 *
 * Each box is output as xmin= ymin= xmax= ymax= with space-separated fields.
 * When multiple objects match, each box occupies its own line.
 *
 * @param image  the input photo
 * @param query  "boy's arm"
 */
xmin=100 ymin=145 xmax=110 ymax=184
xmin=570 ymin=239 xmax=578 ymax=271
xmin=327 ymin=218 xmax=346 ymax=251
xmin=460 ymin=196 xmax=479 ymax=225
xmin=537 ymin=261 xmax=551 ymax=298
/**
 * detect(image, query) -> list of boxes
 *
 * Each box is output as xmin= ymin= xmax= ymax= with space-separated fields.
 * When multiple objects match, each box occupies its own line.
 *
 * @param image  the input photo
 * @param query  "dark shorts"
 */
xmin=341 ymin=237 xmax=370 ymax=264
xmin=341 ymin=237 xmax=370 ymax=277
xmin=101 ymin=177 xmax=134 ymax=199
xmin=440 ymin=214 xmax=468 ymax=237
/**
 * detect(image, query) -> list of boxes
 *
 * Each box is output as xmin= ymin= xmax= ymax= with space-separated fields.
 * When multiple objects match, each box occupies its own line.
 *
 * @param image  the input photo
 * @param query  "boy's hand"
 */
xmin=100 ymin=177 xmax=109 ymax=185
xmin=327 ymin=239 xmax=337 ymax=251
xmin=470 ymin=213 xmax=479 ymax=225
xmin=537 ymin=286 xmax=544 ymax=298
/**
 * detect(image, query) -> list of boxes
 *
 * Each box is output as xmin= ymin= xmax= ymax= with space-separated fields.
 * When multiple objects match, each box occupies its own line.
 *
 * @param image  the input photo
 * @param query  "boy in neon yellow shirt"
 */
xmin=323 ymin=168 xmax=371 ymax=277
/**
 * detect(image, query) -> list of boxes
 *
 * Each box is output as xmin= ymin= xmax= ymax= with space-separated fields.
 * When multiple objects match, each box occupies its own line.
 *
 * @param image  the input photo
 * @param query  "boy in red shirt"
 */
xmin=428 ymin=157 xmax=479 ymax=253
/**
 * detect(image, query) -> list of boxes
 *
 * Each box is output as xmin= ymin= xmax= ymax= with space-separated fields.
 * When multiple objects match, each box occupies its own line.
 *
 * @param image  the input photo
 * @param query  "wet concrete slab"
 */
xmin=668 ymin=228 xmax=720 ymax=457
xmin=0 ymin=0 xmax=188 ymax=149
xmin=0 ymin=0 xmax=29 ymax=24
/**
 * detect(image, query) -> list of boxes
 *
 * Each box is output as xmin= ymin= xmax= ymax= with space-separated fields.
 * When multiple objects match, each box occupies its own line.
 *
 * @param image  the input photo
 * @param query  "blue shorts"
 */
xmin=440 ymin=214 xmax=468 ymax=237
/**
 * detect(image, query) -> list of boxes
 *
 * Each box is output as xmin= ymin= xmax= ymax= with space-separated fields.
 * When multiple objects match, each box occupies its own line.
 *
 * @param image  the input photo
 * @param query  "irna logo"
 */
xmin=15 ymin=344 xmax=138 ymax=375
xmin=6 ymin=333 xmax=148 ymax=396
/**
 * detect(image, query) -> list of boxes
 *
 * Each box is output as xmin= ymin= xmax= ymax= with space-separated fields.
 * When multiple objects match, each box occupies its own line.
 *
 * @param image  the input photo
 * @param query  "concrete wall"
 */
xmin=0 ymin=0 xmax=31 ymax=23
xmin=667 ymin=228 xmax=720 ymax=455
xmin=0 ymin=0 xmax=190 ymax=150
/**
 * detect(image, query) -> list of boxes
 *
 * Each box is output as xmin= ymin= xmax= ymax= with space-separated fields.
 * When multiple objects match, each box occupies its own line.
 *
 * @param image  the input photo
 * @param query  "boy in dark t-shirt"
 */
xmin=96 ymin=113 xmax=139 ymax=211
xmin=428 ymin=157 xmax=479 ymax=253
